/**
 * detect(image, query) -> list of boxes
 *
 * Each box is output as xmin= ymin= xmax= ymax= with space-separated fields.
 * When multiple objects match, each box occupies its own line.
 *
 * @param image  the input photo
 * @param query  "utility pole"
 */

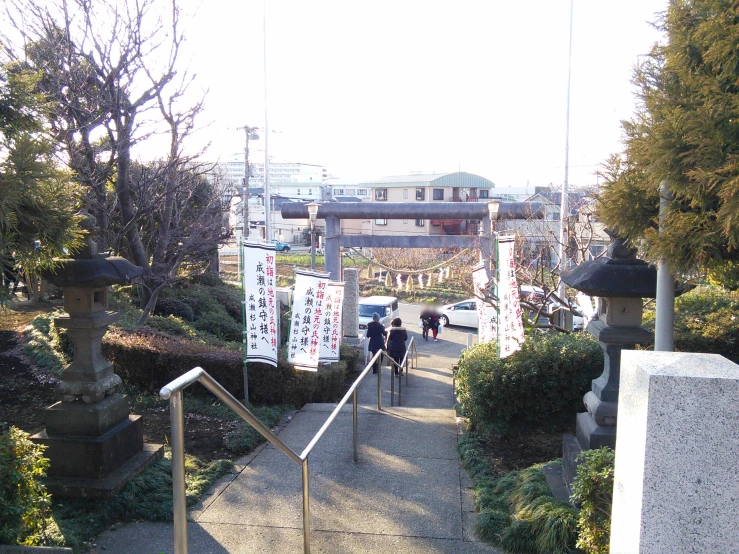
xmin=237 ymin=126 xmax=259 ymax=240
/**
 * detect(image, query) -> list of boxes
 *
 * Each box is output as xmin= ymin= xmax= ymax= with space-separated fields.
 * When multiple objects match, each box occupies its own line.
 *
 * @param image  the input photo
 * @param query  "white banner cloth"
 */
xmin=472 ymin=262 xmax=497 ymax=344
xmin=497 ymin=235 xmax=525 ymax=358
xmin=288 ymin=269 xmax=330 ymax=371
xmin=319 ymin=281 xmax=344 ymax=363
xmin=242 ymin=242 xmax=278 ymax=366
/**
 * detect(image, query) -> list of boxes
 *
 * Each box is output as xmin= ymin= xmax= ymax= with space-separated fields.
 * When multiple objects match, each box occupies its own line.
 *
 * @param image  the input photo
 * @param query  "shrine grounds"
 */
xmin=3 ymin=280 xmax=739 ymax=552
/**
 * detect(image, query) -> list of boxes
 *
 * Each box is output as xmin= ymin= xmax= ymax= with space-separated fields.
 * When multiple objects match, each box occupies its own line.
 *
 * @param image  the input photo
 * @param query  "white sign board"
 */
xmin=497 ymin=235 xmax=526 ymax=358
xmin=472 ymin=262 xmax=497 ymax=344
xmin=319 ymin=281 xmax=344 ymax=363
xmin=242 ymin=242 xmax=278 ymax=366
xmin=288 ymin=269 xmax=330 ymax=372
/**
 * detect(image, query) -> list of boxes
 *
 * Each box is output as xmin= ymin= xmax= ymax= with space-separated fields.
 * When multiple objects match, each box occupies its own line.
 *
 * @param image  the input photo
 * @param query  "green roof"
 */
xmin=360 ymin=171 xmax=495 ymax=188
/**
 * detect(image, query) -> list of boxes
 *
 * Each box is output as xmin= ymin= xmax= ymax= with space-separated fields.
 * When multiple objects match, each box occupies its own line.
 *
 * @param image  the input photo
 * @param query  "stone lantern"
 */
xmin=559 ymin=234 xmax=656 ymax=487
xmin=33 ymin=211 xmax=162 ymax=497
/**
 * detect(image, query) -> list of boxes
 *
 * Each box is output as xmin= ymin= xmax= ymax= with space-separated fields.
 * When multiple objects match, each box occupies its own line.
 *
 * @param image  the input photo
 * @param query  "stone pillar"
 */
xmin=562 ymin=297 xmax=652 ymax=486
xmin=325 ymin=215 xmax=341 ymax=281
xmin=611 ymin=351 xmax=739 ymax=554
xmin=342 ymin=268 xmax=361 ymax=345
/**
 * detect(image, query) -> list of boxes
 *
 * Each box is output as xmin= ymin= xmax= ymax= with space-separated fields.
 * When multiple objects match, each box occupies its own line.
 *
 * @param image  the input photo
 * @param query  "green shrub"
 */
xmin=570 ymin=447 xmax=615 ymax=554
xmin=189 ymin=273 xmax=225 ymax=287
xmin=0 ymin=426 xmax=51 ymax=546
xmin=643 ymin=287 xmax=739 ymax=363
xmin=154 ymin=297 xmax=195 ymax=321
xmin=455 ymin=333 xmax=603 ymax=437
xmin=476 ymin=509 xmax=510 ymax=543
xmin=193 ymin=310 xmax=241 ymax=341
xmin=102 ymin=330 xmax=350 ymax=407
xmin=22 ymin=313 xmax=70 ymax=374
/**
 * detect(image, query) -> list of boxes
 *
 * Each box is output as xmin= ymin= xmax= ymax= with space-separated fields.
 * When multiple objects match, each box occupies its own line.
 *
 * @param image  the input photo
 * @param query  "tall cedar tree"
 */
xmin=597 ymin=0 xmax=739 ymax=275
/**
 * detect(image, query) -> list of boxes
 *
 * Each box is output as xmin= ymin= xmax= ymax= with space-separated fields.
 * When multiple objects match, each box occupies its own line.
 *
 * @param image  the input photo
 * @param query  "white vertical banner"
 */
xmin=288 ymin=268 xmax=330 ymax=372
xmin=576 ymin=292 xmax=596 ymax=327
xmin=497 ymin=235 xmax=526 ymax=358
xmin=472 ymin=262 xmax=497 ymax=344
xmin=319 ymin=281 xmax=344 ymax=363
xmin=243 ymin=243 xmax=278 ymax=366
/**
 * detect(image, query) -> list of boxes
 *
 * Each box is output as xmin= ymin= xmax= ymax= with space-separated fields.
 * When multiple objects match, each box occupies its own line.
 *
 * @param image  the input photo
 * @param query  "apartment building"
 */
xmin=356 ymin=172 xmax=496 ymax=236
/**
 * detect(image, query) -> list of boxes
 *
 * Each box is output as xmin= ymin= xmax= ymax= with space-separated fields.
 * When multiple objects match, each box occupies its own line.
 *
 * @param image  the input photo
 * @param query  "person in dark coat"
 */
xmin=420 ymin=307 xmax=433 ymax=341
xmin=366 ymin=312 xmax=387 ymax=374
xmin=386 ymin=317 xmax=408 ymax=376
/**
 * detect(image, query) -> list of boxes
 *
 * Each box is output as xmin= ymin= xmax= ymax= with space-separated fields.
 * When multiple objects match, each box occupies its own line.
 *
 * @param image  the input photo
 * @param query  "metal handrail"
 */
xmin=159 ymin=347 xmax=387 ymax=554
xmin=382 ymin=336 xmax=417 ymax=406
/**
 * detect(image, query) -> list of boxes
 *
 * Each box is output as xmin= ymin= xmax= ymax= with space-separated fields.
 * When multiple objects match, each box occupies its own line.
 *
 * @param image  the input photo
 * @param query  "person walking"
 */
xmin=429 ymin=309 xmax=441 ymax=342
xmin=420 ymin=307 xmax=433 ymax=341
xmin=386 ymin=317 xmax=408 ymax=376
xmin=366 ymin=312 xmax=387 ymax=374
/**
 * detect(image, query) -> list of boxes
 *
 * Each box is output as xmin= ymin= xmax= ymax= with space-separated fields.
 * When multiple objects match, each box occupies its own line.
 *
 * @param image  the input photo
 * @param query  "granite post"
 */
xmin=32 ymin=211 xmax=163 ymax=497
xmin=610 ymin=351 xmax=739 ymax=553
xmin=342 ymin=268 xmax=361 ymax=346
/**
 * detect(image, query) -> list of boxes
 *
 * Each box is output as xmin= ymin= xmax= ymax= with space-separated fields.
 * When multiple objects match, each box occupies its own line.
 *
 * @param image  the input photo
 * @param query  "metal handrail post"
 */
xmin=377 ymin=355 xmax=382 ymax=410
xmin=302 ymin=459 xmax=311 ymax=554
xmin=398 ymin=360 xmax=402 ymax=406
xmin=170 ymin=390 xmax=187 ymax=554
xmin=352 ymin=389 xmax=358 ymax=463
xmin=390 ymin=353 xmax=395 ymax=407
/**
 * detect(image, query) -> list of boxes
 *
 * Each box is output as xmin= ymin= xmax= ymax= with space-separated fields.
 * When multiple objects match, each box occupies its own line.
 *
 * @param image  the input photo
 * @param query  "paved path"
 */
xmin=94 ymin=304 xmax=497 ymax=553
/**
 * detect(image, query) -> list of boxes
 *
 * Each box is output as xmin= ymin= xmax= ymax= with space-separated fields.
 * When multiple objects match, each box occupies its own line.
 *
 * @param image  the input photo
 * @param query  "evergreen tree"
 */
xmin=597 ymin=0 xmax=739 ymax=275
xmin=0 ymin=66 xmax=82 ymax=295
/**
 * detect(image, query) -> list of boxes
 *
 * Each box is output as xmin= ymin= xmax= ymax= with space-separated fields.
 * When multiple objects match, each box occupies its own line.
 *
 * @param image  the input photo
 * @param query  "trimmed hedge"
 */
xmin=455 ymin=333 xmax=603 ymax=437
xmin=102 ymin=329 xmax=358 ymax=408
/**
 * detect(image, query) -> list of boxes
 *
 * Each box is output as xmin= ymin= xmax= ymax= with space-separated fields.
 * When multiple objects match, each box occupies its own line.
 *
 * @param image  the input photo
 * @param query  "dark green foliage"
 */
xmin=0 ymin=426 xmax=51 ymax=545
xmin=500 ymin=519 xmax=538 ymax=553
xmin=455 ymin=334 xmax=603 ymax=437
xmin=570 ymin=447 xmax=615 ymax=554
xmin=192 ymin=310 xmax=241 ymax=341
xmin=642 ymin=287 xmax=739 ymax=363
xmin=476 ymin=510 xmax=510 ymax=543
xmin=47 ymin=453 xmax=232 ymax=551
xmin=458 ymin=433 xmax=579 ymax=554
xmin=597 ymin=1 xmax=739 ymax=272
xmin=153 ymin=297 xmax=195 ymax=321
xmin=189 ymin=273 xmax=225 ymax=287
xmin=102 ymin=331 xmax=350 ymax=408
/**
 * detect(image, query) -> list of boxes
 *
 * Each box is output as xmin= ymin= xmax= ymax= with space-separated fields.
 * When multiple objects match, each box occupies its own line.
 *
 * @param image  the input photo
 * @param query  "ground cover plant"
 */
xmin=458 ymin=434 xmax=578 ymax=554
xmin=455 ymin=334 xmax=603 ymax=438
xmin=570 ymin=447 xmax=615 ymax=554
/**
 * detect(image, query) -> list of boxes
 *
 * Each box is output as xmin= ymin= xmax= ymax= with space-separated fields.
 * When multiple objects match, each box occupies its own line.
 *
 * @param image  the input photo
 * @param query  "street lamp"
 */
xmin=307 ymin=202 xmax=319 ymax=271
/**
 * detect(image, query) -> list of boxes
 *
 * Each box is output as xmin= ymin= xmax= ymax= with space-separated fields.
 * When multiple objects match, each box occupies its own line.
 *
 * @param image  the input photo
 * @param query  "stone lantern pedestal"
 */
xmin=32 ymin=212 xmax=162 ymax=498
xmin=560 ymin=236 xmax=656 ymax=488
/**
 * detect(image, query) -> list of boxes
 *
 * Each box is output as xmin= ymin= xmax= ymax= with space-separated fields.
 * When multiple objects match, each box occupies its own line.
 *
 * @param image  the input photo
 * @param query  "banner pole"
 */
xmin=495 ymin=233 xmax=500 ymax=360
xmin=241 ymin=237 xmax=249 ymax=406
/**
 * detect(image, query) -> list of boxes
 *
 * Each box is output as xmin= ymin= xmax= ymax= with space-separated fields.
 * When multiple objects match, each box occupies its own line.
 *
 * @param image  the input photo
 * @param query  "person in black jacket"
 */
xmin=366 ymin=313 xmax=387 ymax=374
xmin=386 ymin=317 xmax=408 ymax=376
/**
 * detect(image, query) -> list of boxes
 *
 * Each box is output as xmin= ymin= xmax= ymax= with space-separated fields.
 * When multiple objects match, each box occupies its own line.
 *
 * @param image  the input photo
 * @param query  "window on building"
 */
xmin=547 ymin=211 xmax=560 ymax=221
xmin=479 ymin=189 xmax=489 ymax=199
xmin=403 ymin=189 xmax=408 ymax=199
xmin=375 ymin=219 xmax=387 ymax=225
xmin=375 ymin=188 xmax=388 ymax=201
xmin=357 ymin=188 xmax=368 ymax=196
xmin=416 ymin=188 xmax=425 ymax=201
xmin=415 ymin=219 xmax=425 ymax=227
xmin=433 ymin=189 xmax=444 ymax=200
xmin=334 ymin=188 xmax=344 ymax=196
xmin=346 ymin=188 xmax=356 ymax=195
xmin=297 ymin=189 xmax=301 ymax=195
xmin=403 ymin=219 xmax=408 ymax=224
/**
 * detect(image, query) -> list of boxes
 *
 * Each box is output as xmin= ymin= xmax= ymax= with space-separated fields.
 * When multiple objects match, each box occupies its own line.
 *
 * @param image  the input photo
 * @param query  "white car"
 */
xmin=440 ymin=297 xmax=584 ymax=330
xmin=440 ymin=299 xmax=479 ymax=328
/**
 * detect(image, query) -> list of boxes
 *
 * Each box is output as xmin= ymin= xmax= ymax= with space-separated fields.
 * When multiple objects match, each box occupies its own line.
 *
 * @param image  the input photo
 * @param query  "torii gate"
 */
xmin=281 ymin=201 xmax=544 ymax=280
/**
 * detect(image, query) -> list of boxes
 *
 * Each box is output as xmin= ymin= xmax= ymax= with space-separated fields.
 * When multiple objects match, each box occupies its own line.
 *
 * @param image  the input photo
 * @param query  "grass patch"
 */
xmin=36 ymin=451 xmax=233 ymax=552
xmin=459 ymin=432 xmax=578 ymax=554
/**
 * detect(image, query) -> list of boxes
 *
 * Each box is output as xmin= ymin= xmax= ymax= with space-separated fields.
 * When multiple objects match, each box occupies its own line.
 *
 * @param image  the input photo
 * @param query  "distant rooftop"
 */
xmin=360 ymin=171 xmax=495 ymax=188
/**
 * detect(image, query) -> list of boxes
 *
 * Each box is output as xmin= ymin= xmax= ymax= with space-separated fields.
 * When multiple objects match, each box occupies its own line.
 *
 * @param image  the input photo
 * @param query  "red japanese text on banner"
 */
xmin=288 ymin=269 xmax=331 ymax=372
xmin=472 ymin=263 xmax=497 ymax=344
xmin=243 ymin=242 xmax=278 ymax=366
xmin=497 ymin=235 xmax=525 ymax=358
xmin=319 ymin=282 xmax=344 ymax=363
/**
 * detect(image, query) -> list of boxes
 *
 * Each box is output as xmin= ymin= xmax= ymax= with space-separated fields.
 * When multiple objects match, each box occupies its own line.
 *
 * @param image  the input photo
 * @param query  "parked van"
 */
xmin=358 ymin=296 xmax=399 ymax=330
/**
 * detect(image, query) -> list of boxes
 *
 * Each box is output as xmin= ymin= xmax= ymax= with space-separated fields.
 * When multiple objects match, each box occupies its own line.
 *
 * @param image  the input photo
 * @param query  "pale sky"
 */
xmin=173 ymin=0 xmax=668 ymax=188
